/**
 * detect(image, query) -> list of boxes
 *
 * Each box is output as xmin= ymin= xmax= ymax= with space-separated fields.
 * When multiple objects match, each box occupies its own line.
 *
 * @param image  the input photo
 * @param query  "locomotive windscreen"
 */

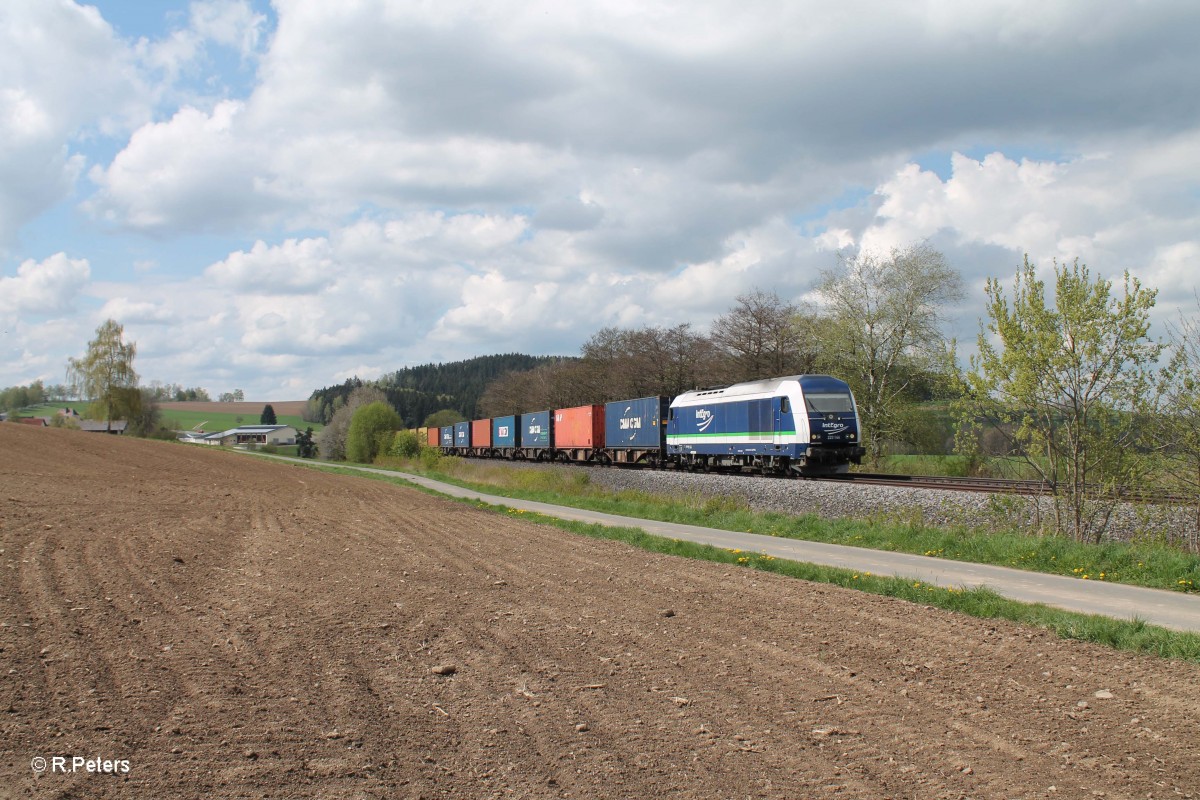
xmin=804 ymin=392 xmax=854 ymax=413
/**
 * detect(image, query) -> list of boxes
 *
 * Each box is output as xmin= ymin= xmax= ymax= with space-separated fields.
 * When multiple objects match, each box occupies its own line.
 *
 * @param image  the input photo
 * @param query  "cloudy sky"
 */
xmin=2 ymin=0 xmax=1198 ymax=400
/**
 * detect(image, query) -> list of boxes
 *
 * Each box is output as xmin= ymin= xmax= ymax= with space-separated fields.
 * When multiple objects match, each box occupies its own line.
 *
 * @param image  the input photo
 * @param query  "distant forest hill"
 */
xmin=304 ymin=354 xmax=572 ymax=427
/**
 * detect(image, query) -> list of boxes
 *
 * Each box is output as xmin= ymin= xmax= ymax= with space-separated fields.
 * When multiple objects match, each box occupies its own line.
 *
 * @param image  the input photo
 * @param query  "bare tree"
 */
xmin=710 ymin=290 xmax=815 ymax=383
xmin=479 ymin=360 xmax=592 ymax=415
xmin=579 ymin=324 xmax=719 ymax=399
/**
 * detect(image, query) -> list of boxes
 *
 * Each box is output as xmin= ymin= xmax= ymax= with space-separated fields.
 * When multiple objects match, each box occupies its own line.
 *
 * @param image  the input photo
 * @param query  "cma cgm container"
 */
xmin=604 ymin=396 xmax=668 ymax=465
xmin=439 ymin=425 xmax=454 ymax=451
xmin=492 ymin=415 xmax=520 ymax=458
xmin=470 ymin=419 xmax=492 ymax=456
xmin=520 ymin=410 xmax=552 ymax=460
xmin=554 ymin=404 xmax=604 ymax=462
xmin=453 ymin=421 xmax=471 ymax=450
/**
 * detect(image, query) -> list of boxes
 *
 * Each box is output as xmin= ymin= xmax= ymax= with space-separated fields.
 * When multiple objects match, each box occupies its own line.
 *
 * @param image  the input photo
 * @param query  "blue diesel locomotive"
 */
xmin=436 ymin=374 xmax=866 ymax=477
xmin=666 ymin=374 xmax=865 ymax=476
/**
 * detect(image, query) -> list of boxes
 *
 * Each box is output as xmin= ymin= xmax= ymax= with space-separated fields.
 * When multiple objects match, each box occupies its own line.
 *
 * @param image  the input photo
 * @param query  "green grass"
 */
xmin=24 ymin=402 xmax=321 ymax=433
xmin=157 ymin=408 xmax=320 ymax=434
xmin=292 ymin=460 xmax=1200 ymax=663
xmin=872 ymin=454 xmax=975 ymax=476
xmin=360 ymin=455 xmax=1200 ymax=595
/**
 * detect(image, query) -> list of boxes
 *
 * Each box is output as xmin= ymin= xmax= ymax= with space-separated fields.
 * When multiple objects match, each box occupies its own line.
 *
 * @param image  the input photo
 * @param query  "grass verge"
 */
xmin=363 ymin=456 xmax=1200 ymax=595
xmin=297 ymin=461 xmax=1200 ymax=663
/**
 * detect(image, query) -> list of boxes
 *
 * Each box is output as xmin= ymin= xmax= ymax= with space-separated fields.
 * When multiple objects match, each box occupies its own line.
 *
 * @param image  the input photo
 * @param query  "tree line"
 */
xmin=0 ymin=380 xmax=66 ymax=412
xmin=303 ymin=354 xmax=568 ymax=427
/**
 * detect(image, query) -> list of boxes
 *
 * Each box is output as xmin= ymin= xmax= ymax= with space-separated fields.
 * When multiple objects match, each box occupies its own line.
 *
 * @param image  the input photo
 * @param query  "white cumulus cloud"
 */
xmin=0 ymin=253 xmax=90 ymax=315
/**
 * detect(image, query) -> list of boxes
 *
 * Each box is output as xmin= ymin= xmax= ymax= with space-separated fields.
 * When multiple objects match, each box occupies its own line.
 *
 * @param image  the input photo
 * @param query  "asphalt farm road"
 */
xmin=263 ymin=455 xmax=1200 ymax=633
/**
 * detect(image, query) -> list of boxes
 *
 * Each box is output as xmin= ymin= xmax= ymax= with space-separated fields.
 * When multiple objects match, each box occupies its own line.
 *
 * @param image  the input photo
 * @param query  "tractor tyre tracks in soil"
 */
xmin=1 ymin=425 xmax=1198 ymax=799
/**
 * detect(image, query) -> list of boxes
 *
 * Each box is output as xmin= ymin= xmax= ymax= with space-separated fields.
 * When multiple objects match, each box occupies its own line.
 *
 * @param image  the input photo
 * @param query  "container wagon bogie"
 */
xmin=553 ymin=404 xmax=604 ymax=463
xmin=602 ymin=396 xmax=668 ymax=467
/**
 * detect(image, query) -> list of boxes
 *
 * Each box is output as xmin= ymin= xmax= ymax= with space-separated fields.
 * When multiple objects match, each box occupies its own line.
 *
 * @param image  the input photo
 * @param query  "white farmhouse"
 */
xmin=199 ymin=424 xmax=298 ymax=447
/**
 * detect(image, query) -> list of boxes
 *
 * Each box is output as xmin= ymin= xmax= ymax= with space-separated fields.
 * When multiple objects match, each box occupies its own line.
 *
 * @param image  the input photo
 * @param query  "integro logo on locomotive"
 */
xmin=695 ymin=408 xmax=714 ymax=432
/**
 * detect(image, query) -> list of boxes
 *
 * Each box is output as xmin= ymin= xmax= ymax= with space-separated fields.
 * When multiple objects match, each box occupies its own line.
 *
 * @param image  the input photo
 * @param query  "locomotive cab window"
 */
xmin=804 ymin=392 xmax=853 ymax=414
xmin=779 ymin=397 xmax=789 ymax=413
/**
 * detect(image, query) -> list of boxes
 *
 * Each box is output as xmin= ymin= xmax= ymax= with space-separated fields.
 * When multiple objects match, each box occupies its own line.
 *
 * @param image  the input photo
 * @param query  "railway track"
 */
xmin=821 ymin=472 xmax=1195 ymax=505
xmin=821 ymin=472 xmax=1052 ymax=494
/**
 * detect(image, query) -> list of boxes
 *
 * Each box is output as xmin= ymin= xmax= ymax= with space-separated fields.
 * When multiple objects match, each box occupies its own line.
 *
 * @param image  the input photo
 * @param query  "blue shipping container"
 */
xmin=453 ymin=421 xmax=471 ymax=448
xmin=439 ymin=426 xmax=454 ymax=447
xmin=523 ymin=410 xmax=551 ymax=448
xmin=604 ymin=396 xmax=668 ymax=449
xmin=492 ymin=415 xmax=520 ymax=448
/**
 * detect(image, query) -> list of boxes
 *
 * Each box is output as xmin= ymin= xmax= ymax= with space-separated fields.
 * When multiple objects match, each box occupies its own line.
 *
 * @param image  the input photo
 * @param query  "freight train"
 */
xmin=428 ymin=374 xmax=867 ymax=477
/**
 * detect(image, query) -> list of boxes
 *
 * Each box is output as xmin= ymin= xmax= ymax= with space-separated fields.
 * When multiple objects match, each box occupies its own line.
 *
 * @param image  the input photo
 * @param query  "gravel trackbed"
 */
xmin=2 ymin=425 xmax=1198 ymax=799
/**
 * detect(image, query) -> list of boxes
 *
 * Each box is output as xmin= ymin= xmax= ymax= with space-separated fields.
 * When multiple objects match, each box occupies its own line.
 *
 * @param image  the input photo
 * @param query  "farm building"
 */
xmin=199 ymin=424 xmax=297 ymax=447
xmin=78 ymin=420 xmax=128 ymax=434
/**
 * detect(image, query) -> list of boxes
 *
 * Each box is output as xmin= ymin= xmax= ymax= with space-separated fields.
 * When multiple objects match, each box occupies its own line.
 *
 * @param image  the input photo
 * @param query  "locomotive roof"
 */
xmin=672 ymin=374 xmax=847 ymax=403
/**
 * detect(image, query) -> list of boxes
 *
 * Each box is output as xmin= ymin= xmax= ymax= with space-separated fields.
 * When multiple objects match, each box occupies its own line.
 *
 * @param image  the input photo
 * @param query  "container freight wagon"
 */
xmin=603 ymin=396 xmax=668 ymax=466
xmin=517 ymin=410 xmax=553 ymax=461
xmin=425 ymin=427 xmax=440 ymax=448
xmin=666 ymin=375 xmax=865 ymax=476
xmin=553 ymin=404 xmax=604 ymax=462
xmin=453 ymin=421 xmax=472 ymax=454
xmin=492 ymin=415 xmax=520 ymax=459
xmin=439 ymin=425 xmax=454 ymax=452
xmin=469 ymin=419 xmax=492 ymax=457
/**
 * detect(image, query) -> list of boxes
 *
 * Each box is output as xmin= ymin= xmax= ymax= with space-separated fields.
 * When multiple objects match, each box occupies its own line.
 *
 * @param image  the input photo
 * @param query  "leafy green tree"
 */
xmin=423 ymin=409 xmax=467 ymax=428
xmin=957 ymin=256 xmax=1162 ymax=543
xmin=1 ymin=381 xmax=49 ymax=412
xmin=317 ymin=386 xmax=387 ymax=460
xmin=347 ymin=401 xmax=402 ymax=463
xmin=815 ymin=243 xmax=963 ymax=462
xmin=66 ymin=319 xmax=141 ymax=432
xmin=1152 ymin=300 xmax=1200 ymax=551
xmin=389 ymin=429 xmax=422 ymax=458
xmin=261 ymin=404 xmax=277 ymax=425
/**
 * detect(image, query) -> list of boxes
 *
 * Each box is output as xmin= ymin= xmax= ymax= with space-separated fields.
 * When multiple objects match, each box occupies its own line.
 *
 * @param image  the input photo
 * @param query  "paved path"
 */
xmin=265 ymin=456 xmax=1200 ymax=633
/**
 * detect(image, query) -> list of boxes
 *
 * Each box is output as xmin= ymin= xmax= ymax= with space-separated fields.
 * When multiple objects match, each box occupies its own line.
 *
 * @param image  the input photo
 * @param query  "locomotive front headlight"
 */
xmin=811 ymin=433 xmax=822 ymax=442
xmin=849 ymin=433 xmax=855 ymax=440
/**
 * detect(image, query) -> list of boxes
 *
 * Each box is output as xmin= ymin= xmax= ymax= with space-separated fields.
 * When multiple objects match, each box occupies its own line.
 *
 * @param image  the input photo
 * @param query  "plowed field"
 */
xmin=2 ymin=425 xmax=1198 ymax=799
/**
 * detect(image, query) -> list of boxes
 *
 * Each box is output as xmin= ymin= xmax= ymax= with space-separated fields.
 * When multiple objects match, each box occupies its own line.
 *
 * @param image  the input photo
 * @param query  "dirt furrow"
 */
xmin=2 ymin=426 xmax=1199 ymax=799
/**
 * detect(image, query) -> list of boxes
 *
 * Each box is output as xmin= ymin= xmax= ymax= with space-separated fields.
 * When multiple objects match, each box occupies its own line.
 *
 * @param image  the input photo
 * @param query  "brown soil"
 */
xmin=1 ymin=425 xmax=1198 ymax=799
